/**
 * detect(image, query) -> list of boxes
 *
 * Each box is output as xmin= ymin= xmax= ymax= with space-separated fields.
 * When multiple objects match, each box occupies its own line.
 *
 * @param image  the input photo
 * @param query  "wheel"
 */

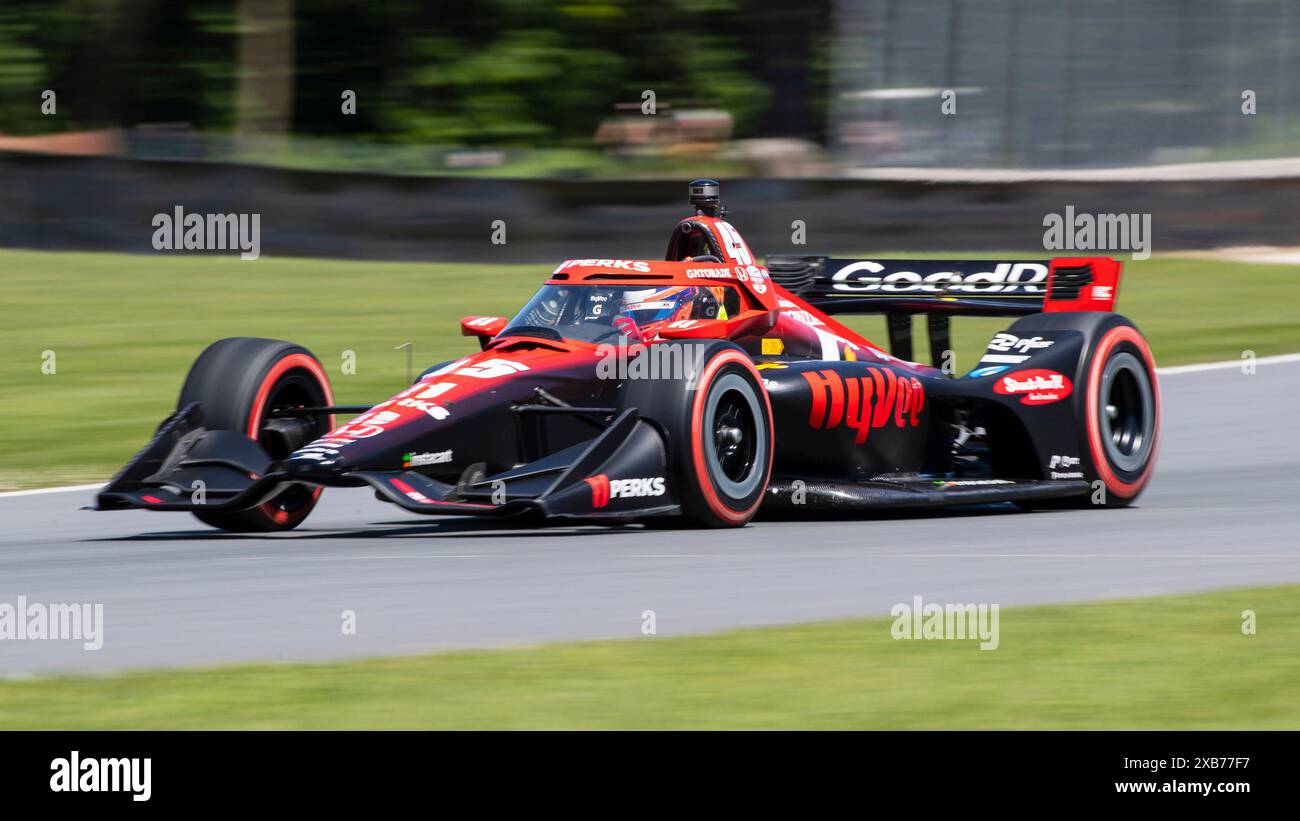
xmin=1082 ymin=322 xmax=1160 ymax=507
xmin=179 ymin=337 xmax=335 ymax=531
xmin=1006 ymin=313 xmax=1160 ymax=509
xmin=620 ymin=342 xmax=773 ymax=527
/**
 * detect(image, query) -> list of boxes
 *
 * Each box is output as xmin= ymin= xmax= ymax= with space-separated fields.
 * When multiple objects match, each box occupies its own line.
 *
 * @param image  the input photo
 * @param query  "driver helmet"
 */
xmin=618 ymin=286 xmax=726 ymax=337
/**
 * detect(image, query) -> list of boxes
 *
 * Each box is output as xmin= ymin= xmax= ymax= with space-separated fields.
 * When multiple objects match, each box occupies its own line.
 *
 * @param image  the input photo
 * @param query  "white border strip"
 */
xmin=1156 ymin=352 xmax=1300 ymax=375
xmin=0 ymin=483 xmax=104 ymax=498
xmin=4 ymin=354 xmax=1298 ymax=498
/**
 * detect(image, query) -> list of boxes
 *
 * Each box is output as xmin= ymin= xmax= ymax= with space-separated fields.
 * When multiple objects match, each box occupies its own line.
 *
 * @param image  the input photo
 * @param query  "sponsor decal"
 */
xmin=745 ymin=264 xmax=768 ymax=294
xmin=761 ymin=337 xmax=784 ymax=355
xmin=932 ymin=479 xmax=1014 ymax=487
xmin=979 ymin=332 xmax=1054 ymax=364
xmin=554 ymin=259 xmax=652 ymax=273
xmin=686 ymin=267 xmax=734 ymax=279
xmin=312 ymin=382 xmax=460 ymax=449
xmin=993 ymin=369 xmax=1073 ymax=405
xmin=585 ymin=474 xmax=610 ymax=508
xmin=831 ymin=261 xmax=1049 ymax=295
xmin=1048 ymin=454 xmax=1084 ymax=479
xmin=403 ymin=449 xmax=453 ymax=468
xmin=967 ymin=365 xmax=1009 ymax=378
xmin=585 ymin=474 xmax=666 ymax=508
xmin=396 ymin=398 xmax=451 ymax=420
xmin=330 ymin=409 xmax=403 ymax=440
xmin=452 ymin=359 xmax=529 ymax=379
xmin=802 ymin=368 xmax=925 ymax=444
xmin=779 ymin=306 xmax=826 ymax=328
xmin=755 ymin=362 xmax=787 ymax=370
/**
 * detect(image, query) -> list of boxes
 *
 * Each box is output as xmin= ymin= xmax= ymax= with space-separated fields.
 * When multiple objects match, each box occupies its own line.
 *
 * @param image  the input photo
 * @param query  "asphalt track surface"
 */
xmin=2 ymin=360 xmax=1297 ymax=675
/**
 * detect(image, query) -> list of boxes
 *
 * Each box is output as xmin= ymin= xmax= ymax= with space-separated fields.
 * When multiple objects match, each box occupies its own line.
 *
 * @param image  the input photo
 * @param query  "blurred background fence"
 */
xmin=2 ymin=0 xmax=1299 ymax=260
xmin=5 ymin=152 xmax=1299 ymax=261
xmin=833 ymin=0 xmax=1300 ymax=169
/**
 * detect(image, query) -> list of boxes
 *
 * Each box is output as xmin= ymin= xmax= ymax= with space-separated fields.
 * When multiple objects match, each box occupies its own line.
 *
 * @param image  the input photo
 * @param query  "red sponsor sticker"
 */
xmin=993 ymin=368 xmax=1073 ymax=405
xmin=802 ymin=368 xmax=925 ymax=444
xmin=585 ymin=474 xmax=610 ymax=508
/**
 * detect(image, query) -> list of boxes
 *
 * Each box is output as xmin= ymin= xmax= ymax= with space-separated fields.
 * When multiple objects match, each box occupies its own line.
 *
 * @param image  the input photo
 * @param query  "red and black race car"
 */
xmin=95 ymin=180 xmax=1160 ymax=530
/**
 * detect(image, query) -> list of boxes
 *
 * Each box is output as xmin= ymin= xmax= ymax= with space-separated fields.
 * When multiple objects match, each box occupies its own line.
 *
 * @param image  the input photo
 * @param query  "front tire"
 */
xmin=621 ymin=342 xmax=773 ymax=527
xmin=179 ymin=337 xmax=335 ymax=531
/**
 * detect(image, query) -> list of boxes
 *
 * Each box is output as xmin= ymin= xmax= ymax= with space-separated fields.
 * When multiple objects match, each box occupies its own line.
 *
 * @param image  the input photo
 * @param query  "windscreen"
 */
xmin=501 ymin=283 xmax=736 ymax=343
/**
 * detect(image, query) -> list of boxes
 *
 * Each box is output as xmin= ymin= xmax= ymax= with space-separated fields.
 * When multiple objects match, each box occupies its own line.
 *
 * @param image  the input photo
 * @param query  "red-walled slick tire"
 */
xmin=620 ymin=341 xmax=774 ymax=527
xmin=178 ymin=337 xmax=335 ymax=532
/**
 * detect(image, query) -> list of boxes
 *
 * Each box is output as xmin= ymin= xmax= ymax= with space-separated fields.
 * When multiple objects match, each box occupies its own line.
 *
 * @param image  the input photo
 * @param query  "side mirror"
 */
xmin=658 ymin=318 xmax=728 ymax=340
xmin=461 ymin=316 xmax=508 ymax=349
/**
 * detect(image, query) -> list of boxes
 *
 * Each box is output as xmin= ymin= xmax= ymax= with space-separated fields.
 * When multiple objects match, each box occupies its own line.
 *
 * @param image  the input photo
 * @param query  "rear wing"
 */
xmin=768 ymin=256 xmax=1122 ymax=365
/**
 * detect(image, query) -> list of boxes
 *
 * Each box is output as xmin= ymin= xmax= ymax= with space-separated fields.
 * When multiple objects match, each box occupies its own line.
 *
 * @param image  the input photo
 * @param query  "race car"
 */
xmin=94 ymin=179 xmax=1160 ymax=530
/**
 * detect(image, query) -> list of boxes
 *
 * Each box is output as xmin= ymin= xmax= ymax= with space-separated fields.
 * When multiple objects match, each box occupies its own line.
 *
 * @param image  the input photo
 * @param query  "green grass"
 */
xmin=1 ymin=586 xmax=1294 ymax=729
xmin=1 ymin=248 xmax=1297 ymax=489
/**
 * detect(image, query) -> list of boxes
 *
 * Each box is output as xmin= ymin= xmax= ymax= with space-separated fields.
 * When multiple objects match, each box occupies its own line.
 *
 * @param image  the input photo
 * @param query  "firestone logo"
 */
xmin=802 ymin=368 xmax=925 ymax=444
xmin=993 ymin=369 xmax=1073 ymax=405
xmin=585 ymin=474 xmax=666 ymax=508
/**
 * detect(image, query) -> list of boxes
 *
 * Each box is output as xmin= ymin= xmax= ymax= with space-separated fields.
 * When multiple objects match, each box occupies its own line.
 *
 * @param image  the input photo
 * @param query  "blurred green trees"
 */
xmin=0 ymin=0 xmax=824 ymax=147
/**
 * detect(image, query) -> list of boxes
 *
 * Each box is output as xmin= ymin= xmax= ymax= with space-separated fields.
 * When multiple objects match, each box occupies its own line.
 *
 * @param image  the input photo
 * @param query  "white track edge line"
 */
xmin=1155 ymin=352 xmax=1300 ymax=375
xmin=0 ymin=483 xmax=105 ymax=498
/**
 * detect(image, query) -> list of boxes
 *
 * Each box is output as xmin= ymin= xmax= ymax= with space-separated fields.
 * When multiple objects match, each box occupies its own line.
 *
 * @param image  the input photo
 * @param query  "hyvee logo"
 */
xmin=585 ymin=474 xmax=666 ymax=508
xmin=50 ymin=751 xmax=151 ymax=802
xmin=830 ymin=261 xmax=1048 ymax=294
xmin=803 ymin=368 xmax=925 ymax=444
xmin=993 ymin=369 xmax=1073 ymax=405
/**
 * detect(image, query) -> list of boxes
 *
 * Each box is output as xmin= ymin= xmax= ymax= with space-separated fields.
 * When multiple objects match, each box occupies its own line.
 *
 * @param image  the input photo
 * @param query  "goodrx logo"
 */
xmin=830 ymin=261 xmax=1049 ymax=294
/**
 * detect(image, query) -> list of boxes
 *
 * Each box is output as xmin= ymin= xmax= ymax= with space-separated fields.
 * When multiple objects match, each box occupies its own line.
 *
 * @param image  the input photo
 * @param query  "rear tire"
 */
xmin=180 ymin=337 xmax=335 ymax=531
xmin=1007 ymin=313 xmax=1160 ymax=509
xmin=620 ymin=342 xmax=773 ymax=527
